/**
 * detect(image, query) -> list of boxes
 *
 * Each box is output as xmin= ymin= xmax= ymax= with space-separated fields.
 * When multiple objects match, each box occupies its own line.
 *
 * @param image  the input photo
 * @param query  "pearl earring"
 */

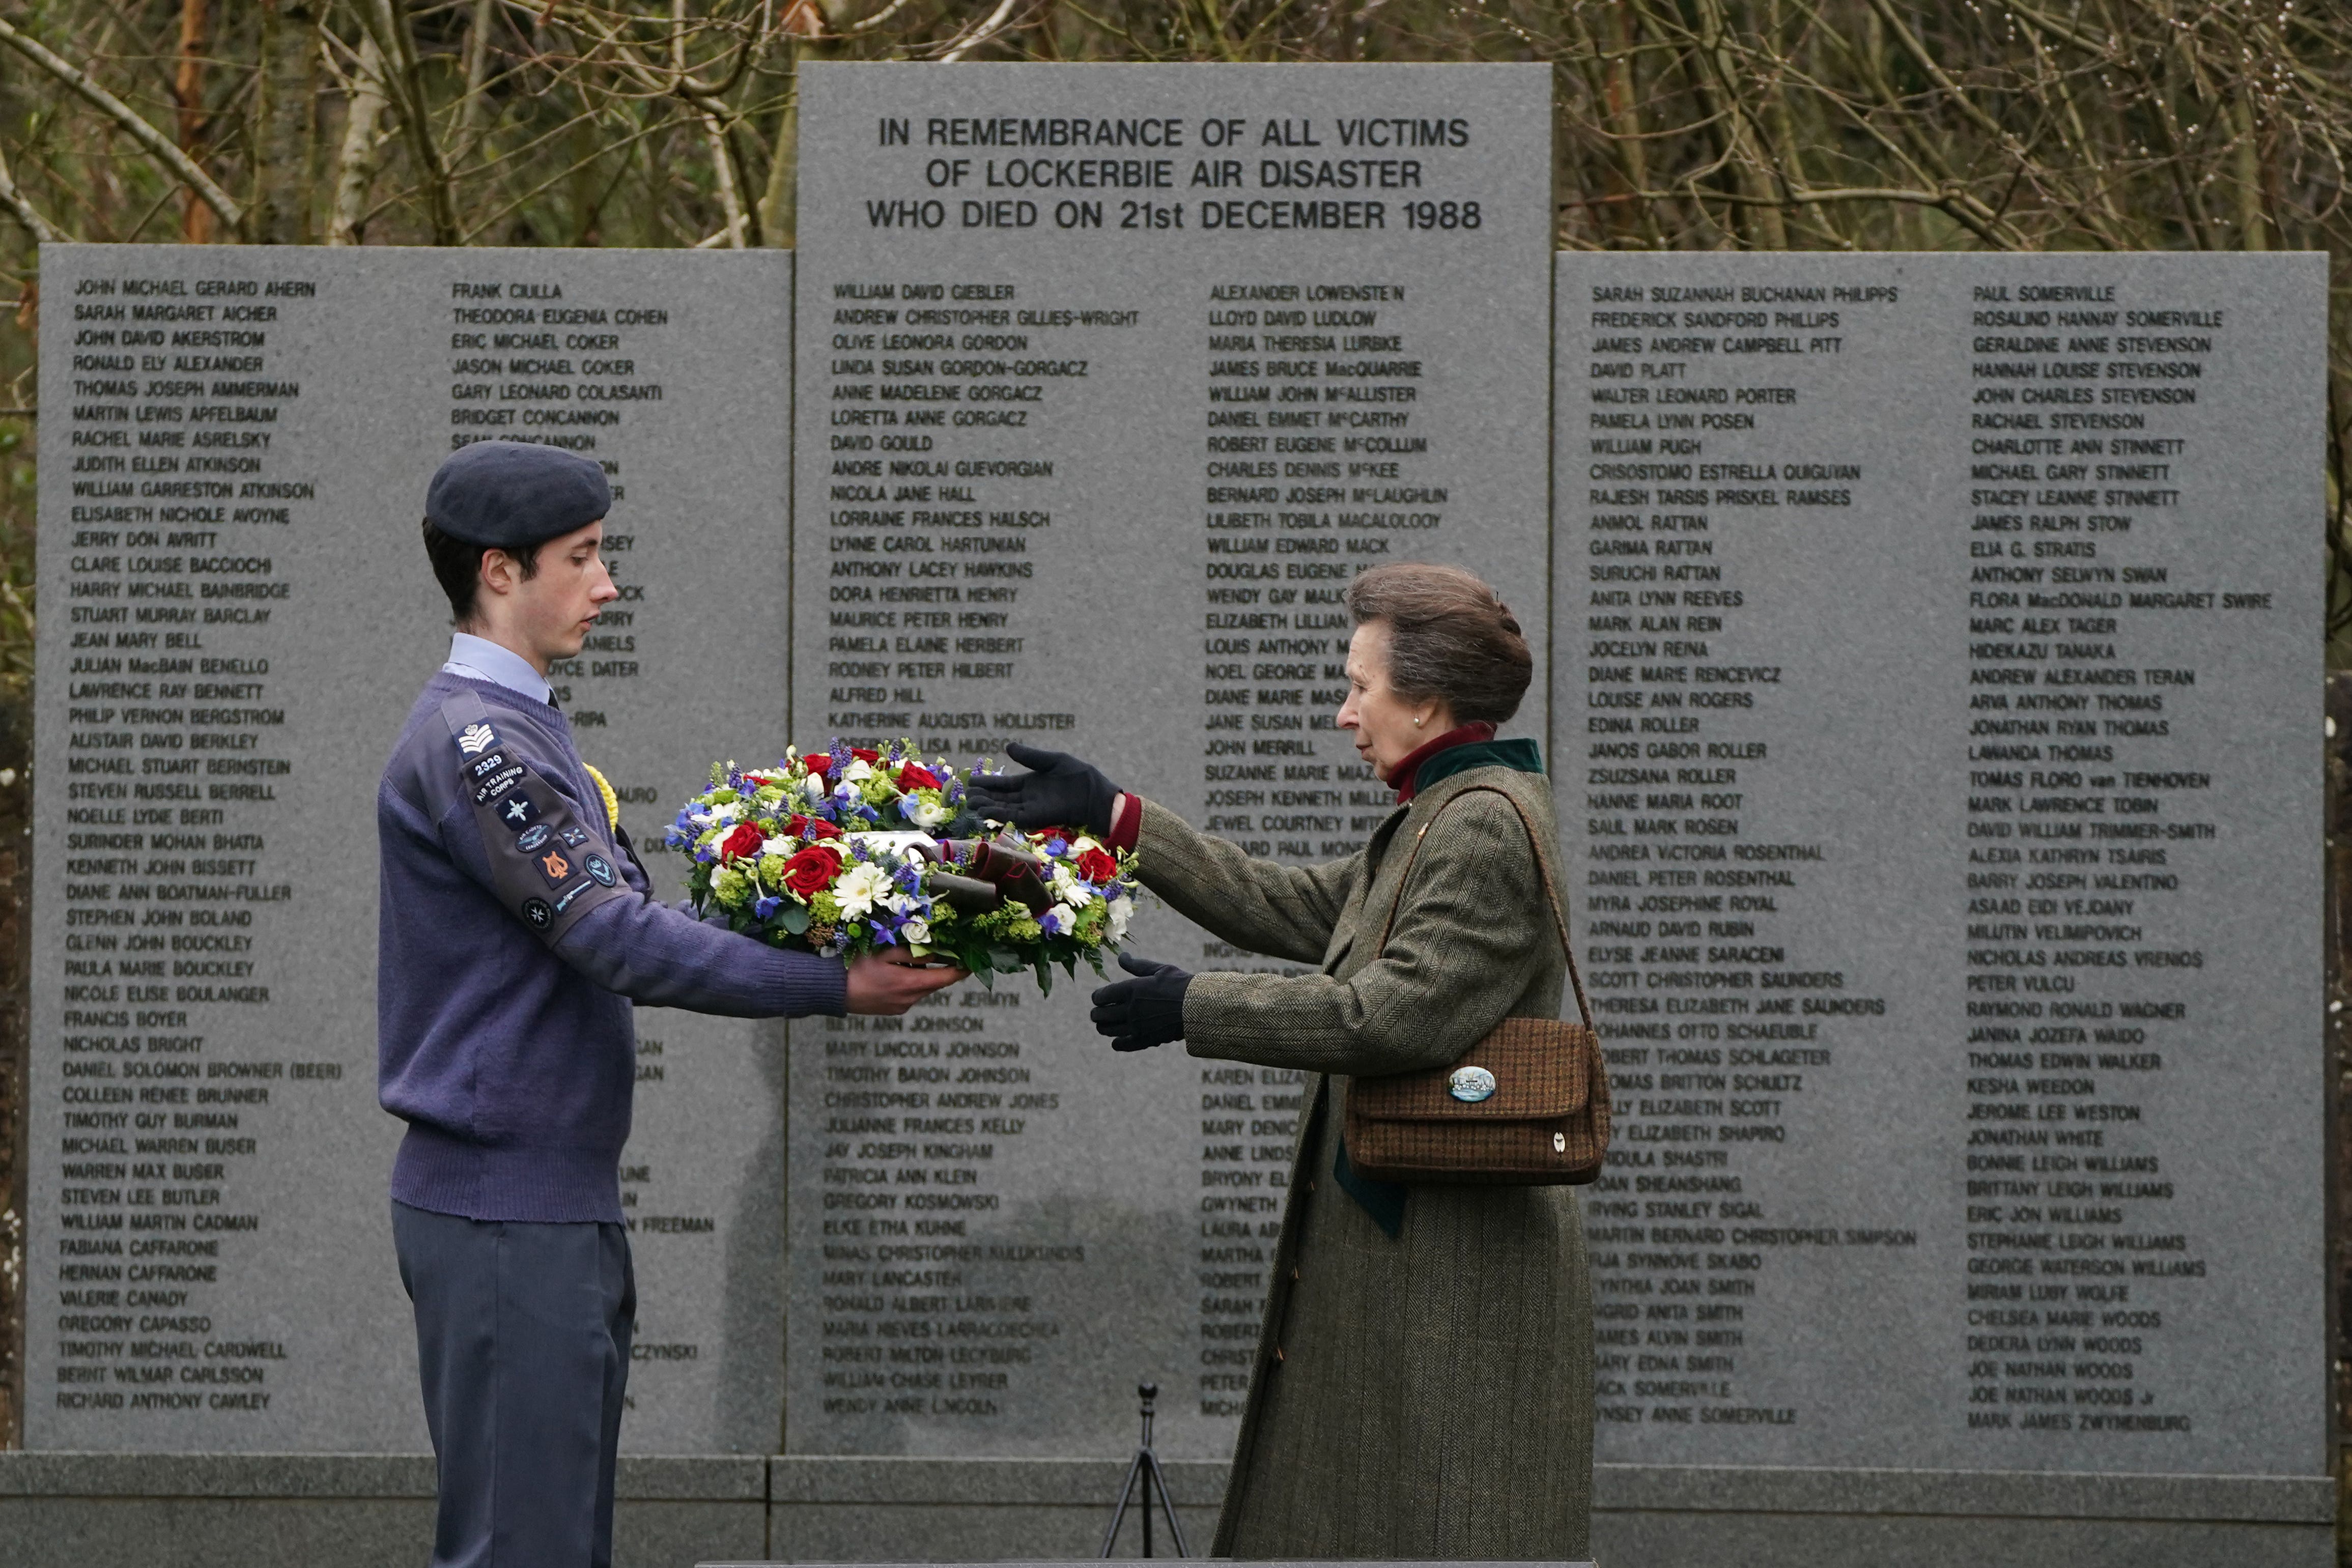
xmin=1414 ymin=716 xmax=1424 ymax=727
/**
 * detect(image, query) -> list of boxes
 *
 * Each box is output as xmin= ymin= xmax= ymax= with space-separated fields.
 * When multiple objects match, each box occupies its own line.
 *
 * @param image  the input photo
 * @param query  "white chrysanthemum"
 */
xmin=1107 ymin=898 xmax=1134 ymax=940
xmin=1050 ymin=865 xmax=1099 ymax=906
xmin=833 ymin=862 xmax=890 ymax=918
xmin=761 ymin=836 xmax=796 ymax=859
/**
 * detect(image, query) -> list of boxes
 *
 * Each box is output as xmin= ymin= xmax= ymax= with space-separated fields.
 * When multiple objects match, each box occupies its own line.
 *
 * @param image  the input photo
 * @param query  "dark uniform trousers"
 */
xmin=393 ymin=1202 xmax=636 ymax=1568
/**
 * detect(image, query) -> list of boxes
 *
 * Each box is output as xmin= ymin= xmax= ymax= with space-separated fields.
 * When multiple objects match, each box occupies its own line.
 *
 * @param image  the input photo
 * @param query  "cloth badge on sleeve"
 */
xmin=437 ymin=687 xmax=631 ymax=951
xmin=472 ymin=765 xmax=525 ymax=806
xmin=553 ymin=881 xmax=600 ymax=916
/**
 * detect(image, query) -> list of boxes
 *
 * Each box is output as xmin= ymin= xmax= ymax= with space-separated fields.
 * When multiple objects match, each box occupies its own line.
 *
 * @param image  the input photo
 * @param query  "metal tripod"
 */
xmin=1099 ymin=1381 xmax=1188 ymax=1558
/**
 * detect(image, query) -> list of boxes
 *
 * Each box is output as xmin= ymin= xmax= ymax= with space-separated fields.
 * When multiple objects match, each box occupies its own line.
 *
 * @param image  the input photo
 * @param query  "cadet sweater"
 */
xmin=377 ymin=671 xmax=844 ymax=1222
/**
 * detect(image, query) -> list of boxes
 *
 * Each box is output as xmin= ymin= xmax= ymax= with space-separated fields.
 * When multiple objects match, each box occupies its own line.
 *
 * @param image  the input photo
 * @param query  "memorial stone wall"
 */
xmin=1554 ymin=251 xmax=2325 ymax=1475
xmin=13 ymin=64 xmax=2331 ymax=1562
xmin=30 ymin=244 xmax=796 ymax=1452
xmin=784 ymin=60 xmax=1553 ymax=1461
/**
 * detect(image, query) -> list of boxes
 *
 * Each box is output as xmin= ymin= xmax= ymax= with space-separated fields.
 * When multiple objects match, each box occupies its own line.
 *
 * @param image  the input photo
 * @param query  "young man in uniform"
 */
xmin=376 ymin=441 xmax=958 ymax=1567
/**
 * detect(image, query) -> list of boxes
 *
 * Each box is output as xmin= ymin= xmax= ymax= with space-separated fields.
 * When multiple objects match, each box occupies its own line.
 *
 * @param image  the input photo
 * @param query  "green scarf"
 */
xmin=1410 ymin=736 xmax=1545 ymax=796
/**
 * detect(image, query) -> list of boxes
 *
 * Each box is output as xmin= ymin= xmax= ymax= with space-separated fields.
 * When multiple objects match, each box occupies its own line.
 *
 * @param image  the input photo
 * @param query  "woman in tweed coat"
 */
xmin=969 ymin=562 xmax=1593 ymax=1559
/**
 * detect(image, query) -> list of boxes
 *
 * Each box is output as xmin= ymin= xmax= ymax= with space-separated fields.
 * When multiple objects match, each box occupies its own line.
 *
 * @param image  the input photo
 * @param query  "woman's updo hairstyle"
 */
xmin=1343 ymin=562 xmax=1532 ymax=725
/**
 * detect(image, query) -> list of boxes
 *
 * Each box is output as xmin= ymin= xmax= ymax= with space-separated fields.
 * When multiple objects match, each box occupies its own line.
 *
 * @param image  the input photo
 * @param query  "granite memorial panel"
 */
xmin=786 ymin=61 xmax=1554 ymax=1460
xmin=30 ymin=243 xmax=795 ymax=1452
xmin=20 ymin=111 xmax=2331 ymax=1568
xmin=1551 ymin=251 xmax=2325 ymax=1478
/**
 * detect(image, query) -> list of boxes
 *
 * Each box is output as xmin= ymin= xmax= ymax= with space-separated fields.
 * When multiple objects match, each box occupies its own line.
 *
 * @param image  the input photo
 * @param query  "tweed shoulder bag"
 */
xmin=1342 ymin=785 xmax=1611 ymax=1185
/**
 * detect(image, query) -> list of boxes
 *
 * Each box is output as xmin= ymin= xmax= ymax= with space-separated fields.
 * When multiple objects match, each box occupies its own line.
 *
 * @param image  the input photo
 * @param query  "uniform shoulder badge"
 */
xmin=456 ymin=721 xmax=498 ymax=756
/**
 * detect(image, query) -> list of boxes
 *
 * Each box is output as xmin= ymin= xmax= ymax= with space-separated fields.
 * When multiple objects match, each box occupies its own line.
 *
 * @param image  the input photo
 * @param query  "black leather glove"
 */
xmin=1090 ymin=954 xmax=1191 ymax=1052
xmin=964 ymin=743 xmax=1121 ymax=835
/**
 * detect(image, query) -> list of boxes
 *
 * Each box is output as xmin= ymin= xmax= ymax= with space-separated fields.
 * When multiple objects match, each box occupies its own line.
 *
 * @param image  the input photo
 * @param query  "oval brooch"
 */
xmin=1447 ymin=1065 xmax=1497 ymax=1103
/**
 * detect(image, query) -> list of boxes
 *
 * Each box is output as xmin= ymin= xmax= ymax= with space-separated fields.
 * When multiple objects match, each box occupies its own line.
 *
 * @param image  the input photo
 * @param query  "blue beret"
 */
xmin=425 ymin=441 xmax=611 ymax=549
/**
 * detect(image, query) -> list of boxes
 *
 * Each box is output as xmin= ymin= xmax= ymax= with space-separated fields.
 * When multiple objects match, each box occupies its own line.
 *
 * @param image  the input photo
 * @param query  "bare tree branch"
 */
xmin=943 ymin=0 xmax=1026 ymax=61
xmin=0 ymin=146 xmax=66 ymax=246
xmin=0 ymin=14 xmax=243 ymax=233
xmin=354 ymin=0 xmax=460 ymax=243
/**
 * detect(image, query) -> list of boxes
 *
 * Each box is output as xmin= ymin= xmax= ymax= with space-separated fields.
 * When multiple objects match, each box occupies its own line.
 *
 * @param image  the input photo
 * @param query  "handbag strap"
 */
xmin=1374 ymin=784 xmax=1594 ymax=1033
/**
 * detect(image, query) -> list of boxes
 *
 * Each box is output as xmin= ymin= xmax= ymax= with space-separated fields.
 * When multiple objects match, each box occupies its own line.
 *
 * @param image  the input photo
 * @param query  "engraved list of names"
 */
xmin=788 ymin=62 xmax=1552 ymax=1460
xmin=30 ymin=245 xmax=797 ymax=1452
xmin=1554 ymin=252 xmax=2323 ymax=1477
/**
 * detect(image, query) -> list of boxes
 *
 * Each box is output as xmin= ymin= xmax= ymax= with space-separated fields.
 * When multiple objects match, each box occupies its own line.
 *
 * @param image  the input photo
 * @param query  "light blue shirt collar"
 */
xmin=442 ymin=632 xmax=552 ymax=706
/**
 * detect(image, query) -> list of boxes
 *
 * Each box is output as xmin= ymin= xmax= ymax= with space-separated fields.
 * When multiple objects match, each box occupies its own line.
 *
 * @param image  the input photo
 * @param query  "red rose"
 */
xmin=802 ymin=754 xmax=831 ymax=779
xmin=895 ymin=761 xmax=941 ymax=792
xmin=779 ymin=844 xmax=843 ymax=898
xmin=1075 ymin=847 xmax=1119 ymax=885
xmin=851 ymin=748 xmax=881 ymax=763
xmin=802 ymin=817 xmax=844 ymax=840
xmin=719 ymin=822 xmax=767 ymax=862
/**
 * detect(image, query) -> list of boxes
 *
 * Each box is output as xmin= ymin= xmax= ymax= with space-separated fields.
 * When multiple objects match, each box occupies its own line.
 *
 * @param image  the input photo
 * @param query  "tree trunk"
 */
xmin=250 ymin=0 xmax=323 ymax=244
xmin=327 ymin=30 xmax=389 ymax=246
xmin=176 ymin=0 xmax=211 ymax=242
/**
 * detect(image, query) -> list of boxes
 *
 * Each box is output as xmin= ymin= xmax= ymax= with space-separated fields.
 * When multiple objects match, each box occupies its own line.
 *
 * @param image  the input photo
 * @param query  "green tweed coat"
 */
xmin=1135 ymin=763 xmax=1593 ymax=1559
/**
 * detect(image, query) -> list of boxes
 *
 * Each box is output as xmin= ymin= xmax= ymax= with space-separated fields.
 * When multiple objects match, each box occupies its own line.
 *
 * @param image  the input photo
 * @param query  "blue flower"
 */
xmin=1043 ymin=834 xmax=1069 ymax=857
xmin=754 ymin=895 xmax=783 ymax=920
